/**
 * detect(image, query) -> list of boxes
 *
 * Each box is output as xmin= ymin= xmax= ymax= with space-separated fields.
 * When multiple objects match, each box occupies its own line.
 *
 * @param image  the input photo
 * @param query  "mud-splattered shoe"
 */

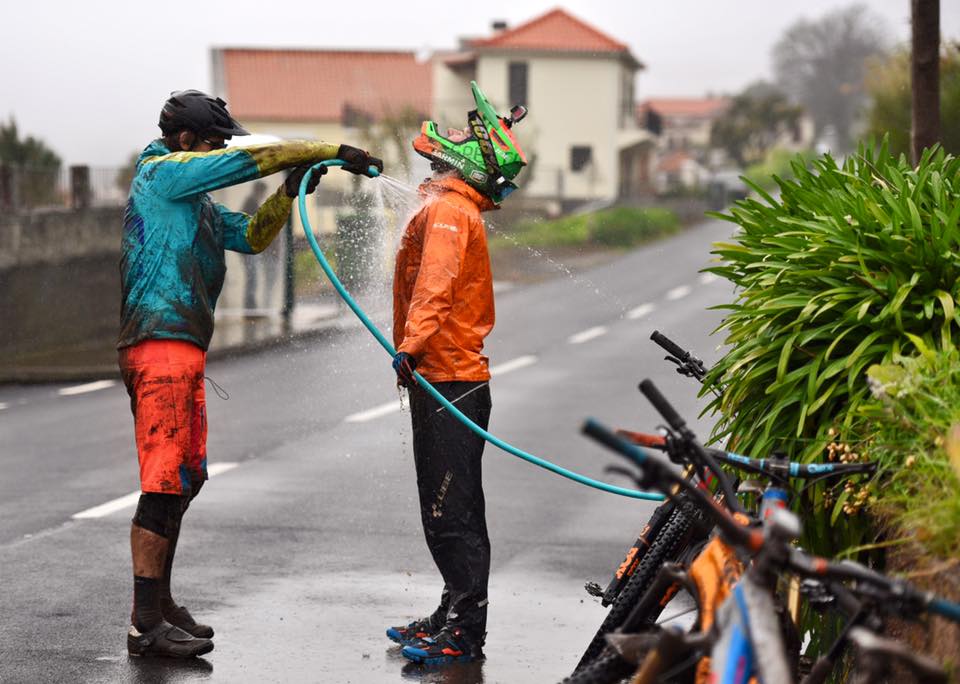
xmin=127 ymin=621 xmax=214 ymax=658
xmin=164 ymin=604 xmax=214 ymax=639
xmin=387 ymin=615 xmax=442 ymax=646
xmin=401 ymin=626 xmax=484 ymax=665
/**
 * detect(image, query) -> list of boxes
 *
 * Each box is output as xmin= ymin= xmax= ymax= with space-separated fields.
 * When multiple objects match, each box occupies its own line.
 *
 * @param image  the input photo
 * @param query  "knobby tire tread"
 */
xmin=572 ymin=503 xmax=696 ymax=674
xmin=562 ymin=646 xmax=636 ymax=684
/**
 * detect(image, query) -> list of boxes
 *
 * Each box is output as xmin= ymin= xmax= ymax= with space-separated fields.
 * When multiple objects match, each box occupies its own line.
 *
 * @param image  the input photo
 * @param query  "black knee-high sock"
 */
xmin=159 ymin=526 xmax=180 ymax=612
xmin=133 ymin=576 xmax=162 ymax=631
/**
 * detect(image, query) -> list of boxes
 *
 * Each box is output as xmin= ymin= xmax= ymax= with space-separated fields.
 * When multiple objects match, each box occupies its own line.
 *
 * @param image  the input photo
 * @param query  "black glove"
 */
xmin=336 ymin=144 xmax=384 ymax=178
xmin=284 ymin=164 xmax=326 ymax=198
xmin=392 ymin=351 xmax=418 ymax=388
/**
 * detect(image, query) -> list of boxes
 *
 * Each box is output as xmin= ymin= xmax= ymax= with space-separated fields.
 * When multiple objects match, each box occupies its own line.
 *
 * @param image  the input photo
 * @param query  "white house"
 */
xmin=434 ymin=8 xmax=652 ymax=206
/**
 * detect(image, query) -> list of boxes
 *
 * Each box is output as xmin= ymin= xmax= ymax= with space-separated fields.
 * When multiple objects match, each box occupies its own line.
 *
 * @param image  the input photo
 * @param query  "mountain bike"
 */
xmin=572 ymin=334 xmax=874 ymax=675
xmin=575 ymin=384 xmax=960 ymax=684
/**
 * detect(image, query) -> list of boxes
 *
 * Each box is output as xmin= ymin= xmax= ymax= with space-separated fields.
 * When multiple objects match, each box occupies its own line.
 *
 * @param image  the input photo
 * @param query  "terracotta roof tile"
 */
xmin=218 ymin=49 xmax=431 ymax=123
xmin=638 ymin=98 xmax=730 ymax=119
xmin=469 ymin=8 xmax=629 ymax=54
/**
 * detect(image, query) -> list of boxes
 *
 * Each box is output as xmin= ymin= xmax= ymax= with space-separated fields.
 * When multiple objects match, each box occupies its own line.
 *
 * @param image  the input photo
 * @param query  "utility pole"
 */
xmin=911 ymin=0 xmax=940 ymax=164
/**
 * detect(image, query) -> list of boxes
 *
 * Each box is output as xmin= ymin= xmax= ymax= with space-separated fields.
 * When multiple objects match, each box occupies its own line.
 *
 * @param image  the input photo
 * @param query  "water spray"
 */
xmin=299 ymin=160 xmax=664 ymax=502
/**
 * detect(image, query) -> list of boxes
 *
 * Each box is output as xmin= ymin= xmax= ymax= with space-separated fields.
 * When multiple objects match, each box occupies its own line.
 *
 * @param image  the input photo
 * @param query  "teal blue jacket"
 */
xmin=118 ymin=138 xmax=338 ymax=350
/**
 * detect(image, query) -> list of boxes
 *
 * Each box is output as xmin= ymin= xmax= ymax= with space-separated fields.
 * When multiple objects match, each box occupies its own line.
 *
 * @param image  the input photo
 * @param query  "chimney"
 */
xmin=491 ymin=20 xmax=508 ymax=32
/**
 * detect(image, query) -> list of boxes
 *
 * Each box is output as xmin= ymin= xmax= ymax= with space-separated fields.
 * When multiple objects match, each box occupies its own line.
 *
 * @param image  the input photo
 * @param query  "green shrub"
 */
xmin=507 ymin=207 xmax=680 ymax=249
xmin=743 ymin=147 xmax=814 ymax=191
xmin=589 ymin=207 xmax=680 ymax=247
xmin=705 ymin=141 xmax=960 ymax=554
xmin=852 ymin=349 xmax=960 ymax=557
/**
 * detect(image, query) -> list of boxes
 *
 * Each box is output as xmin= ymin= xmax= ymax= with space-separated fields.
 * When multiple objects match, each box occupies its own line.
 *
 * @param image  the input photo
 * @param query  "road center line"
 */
xmin=627 ymin=303 xmax=655 ymax=320
xmin=699 ymin=272 xmax=719 ymax=285
xmin=58 ymin=380 xmax=117 ymax=396
xmin=72 ymin=462 xmax=239 ymax=519
xmin=344 ymin=355 xmax=539 ymax=424
xmin=568 ymin=326 xmax=608 ymax=345
xmin=345 ymin=401 xmax=402 ymax=423
xmin=0 ymin=402 xmax=8 ymax=410
xmin=665 ymin=285 xmax=692 ymax=301
xmin=489 ymin=354 xmax=538 ymax=376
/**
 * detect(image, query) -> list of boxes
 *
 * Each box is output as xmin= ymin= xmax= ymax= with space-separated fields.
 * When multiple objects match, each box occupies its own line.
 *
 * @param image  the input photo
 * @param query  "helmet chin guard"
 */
xmin=412 ymin=81 xmax=527 ymax=203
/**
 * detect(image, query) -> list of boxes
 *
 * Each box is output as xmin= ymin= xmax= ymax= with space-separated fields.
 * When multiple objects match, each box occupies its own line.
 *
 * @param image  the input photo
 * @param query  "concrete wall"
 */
xmin=0 ymin=207 xmax=124 ymax=379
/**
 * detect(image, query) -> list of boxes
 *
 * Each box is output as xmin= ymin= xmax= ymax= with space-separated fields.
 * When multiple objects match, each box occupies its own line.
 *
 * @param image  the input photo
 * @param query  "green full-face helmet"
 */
xmin=413 ymin=81 xmax=528 ymax=203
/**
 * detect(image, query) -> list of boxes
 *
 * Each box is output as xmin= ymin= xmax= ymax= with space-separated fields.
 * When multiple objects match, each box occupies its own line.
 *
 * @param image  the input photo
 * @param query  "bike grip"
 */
xmin=616 ymin=429 xmax=667 ymax=448
xmin=638 ymin=379 xmax=686 ymax=431
xmin=651 ymin=330 xmax=687 ymax=359
xmin=930 ymin=597 xmax=960 ymax=624
xmin=583 ymin=419 xmax=648 ymax=468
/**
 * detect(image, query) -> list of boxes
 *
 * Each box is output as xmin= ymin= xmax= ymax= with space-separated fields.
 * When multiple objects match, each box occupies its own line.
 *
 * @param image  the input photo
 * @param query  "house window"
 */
xmin=571 ymin=146 xmax=593 ymax=172
xmin=508 ymin=62 xmax=528 ymax=104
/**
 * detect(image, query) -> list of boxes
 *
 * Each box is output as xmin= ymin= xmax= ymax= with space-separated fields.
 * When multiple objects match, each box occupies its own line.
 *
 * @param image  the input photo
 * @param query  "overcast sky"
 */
xmin=3 ymin=0 xmax=957 ymax=166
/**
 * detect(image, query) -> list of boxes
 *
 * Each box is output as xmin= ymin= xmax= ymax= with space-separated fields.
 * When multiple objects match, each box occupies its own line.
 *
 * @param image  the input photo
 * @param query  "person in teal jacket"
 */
xmin=119 ymin=90 xmax=383 ymax=659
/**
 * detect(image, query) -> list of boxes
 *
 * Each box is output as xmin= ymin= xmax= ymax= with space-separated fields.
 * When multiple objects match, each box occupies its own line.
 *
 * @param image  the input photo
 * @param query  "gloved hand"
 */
xmin=336 ymin=144 xmax=384 ymax=178
xmin=284 ymin=164 xmax=326 ymax=198
xmin=392 ymin=352 xmax=418 ymax=388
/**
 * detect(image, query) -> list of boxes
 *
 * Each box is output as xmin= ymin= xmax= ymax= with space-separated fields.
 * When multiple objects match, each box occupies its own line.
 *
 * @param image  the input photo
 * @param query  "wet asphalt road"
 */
xmin=0 ymin=219 xmax=733 ymax=683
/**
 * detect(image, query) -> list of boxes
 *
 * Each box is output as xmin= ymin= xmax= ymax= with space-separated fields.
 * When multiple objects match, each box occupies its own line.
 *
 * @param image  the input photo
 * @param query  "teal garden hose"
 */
xmin=298 ymin=161 xmax=664 ymax=502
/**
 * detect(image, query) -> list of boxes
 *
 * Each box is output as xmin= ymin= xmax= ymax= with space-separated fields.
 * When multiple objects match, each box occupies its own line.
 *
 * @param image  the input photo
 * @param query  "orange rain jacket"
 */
xmin=393 ymin=177 xmax=497 ymax=383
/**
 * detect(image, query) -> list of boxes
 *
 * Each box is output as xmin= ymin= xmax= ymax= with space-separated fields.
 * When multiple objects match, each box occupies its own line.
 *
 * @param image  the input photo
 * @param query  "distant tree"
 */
xmin=865 ymin=43 xmax=960 ymax=158
xmin=773 ymin=4 xmax=889 ymax=153
xmin=0 ymin=117 xmax=62 ymax=207
xmin=710 ymin=82 xmax=804 ymax=166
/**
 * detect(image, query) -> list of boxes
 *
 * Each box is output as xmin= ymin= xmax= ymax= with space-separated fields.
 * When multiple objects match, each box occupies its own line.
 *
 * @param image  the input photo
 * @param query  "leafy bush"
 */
xmin=705 ymin=141 xmax=960 ymax=553
xmin=505 ymin=207 xmax=680 ymax=249
xmin=853 ymin=349 xmax=960 ymax=557
xmin=743 ymin=147 xmax=813 ymax=191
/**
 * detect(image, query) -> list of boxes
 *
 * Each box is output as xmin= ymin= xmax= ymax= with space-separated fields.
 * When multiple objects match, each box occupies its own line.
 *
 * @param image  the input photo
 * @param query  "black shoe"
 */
xmin=127 ymin=621 xmax=214 ymax=658
xmin=386 ymin=614 xmax=444 ymax=646
xmin=401 ymin=626 xmax=484 ymax=665
xmin=164 ymin=604 xmax=214 ymax=639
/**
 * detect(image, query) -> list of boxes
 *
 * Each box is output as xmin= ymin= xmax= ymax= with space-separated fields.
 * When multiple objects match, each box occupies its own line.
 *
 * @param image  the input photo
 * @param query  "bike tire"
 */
xmin=573 ymin=502 xmax=698 ymax=673
xmin=562 ymin=647 xmax=636 ymax=684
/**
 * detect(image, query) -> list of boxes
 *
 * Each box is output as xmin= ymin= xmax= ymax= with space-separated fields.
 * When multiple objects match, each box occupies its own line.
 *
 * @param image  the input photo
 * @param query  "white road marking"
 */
xmin=489 ymin=355 xmax=538 ymax=376
xmin=568 ymin=326 xmax=608 ymax=345
xmin=58 ymin=380 xmax=117 ymax=396
xmin=344 ymin=355 xmax=539 ymax=424
xmin=665 ymin=285 xmax=692 ymax=301
xmin=0 ymin=402 xmax=8 ymax=410
xmin=72 ymin=462 xmax=239 ymax=519
xmin=627 ymin=303 xmax=656 ymax=320
xmin=345 ymin=401 xmax=402 ymax=423
xmin=699 ymin=272 xmax=719 ymax=285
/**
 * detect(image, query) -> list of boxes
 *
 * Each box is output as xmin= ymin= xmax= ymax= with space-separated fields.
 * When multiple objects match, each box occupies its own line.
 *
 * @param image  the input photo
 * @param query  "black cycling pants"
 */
xmin=409 ymin=380 xmax=492 ymax=640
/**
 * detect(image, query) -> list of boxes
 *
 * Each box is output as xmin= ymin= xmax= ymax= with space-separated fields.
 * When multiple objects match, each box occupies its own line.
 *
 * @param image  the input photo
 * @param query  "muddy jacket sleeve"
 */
xmin=398 ymin=201 xmax=468 ymax=359
xmin=217 ymin=186 xmax=293 ymax=254
xmin=141 ymin=141 xmax=340 ymax=200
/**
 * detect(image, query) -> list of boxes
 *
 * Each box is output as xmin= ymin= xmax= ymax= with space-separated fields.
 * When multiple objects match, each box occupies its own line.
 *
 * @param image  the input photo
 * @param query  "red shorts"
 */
xmin=119 ymin=339 xmax=208 ymax=495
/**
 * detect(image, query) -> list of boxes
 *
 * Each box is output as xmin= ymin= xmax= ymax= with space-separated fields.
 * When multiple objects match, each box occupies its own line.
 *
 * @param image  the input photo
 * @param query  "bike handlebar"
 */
xmin=582 ymin=418 xmax=761 ymax=551
xmin=650 ymin=330 xmax=689 ymax=362
xmin=616 ymin=430 xmax=877 ymax=481
xmin=638 ymin=379 xmax=687 ymax=433
xmin=583 ymin=418 xmax=960 ymax=626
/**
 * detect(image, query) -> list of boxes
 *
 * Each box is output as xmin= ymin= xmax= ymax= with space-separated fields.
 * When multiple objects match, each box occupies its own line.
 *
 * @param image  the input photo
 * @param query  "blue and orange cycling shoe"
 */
xmin=401 ymin=626 xmax=484 ymax=665
xmin=386 ymin=615 xmax=442 ymax=646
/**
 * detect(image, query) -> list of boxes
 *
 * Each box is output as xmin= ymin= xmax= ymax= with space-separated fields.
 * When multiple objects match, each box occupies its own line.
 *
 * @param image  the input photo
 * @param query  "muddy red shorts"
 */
xmin=119 ymin=339 xmax=208 ymax=495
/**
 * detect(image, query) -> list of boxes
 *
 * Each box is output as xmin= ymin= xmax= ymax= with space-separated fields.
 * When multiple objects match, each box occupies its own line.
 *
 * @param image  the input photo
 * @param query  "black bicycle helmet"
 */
xmin=158 ymin=89 xmax=249 ymax=138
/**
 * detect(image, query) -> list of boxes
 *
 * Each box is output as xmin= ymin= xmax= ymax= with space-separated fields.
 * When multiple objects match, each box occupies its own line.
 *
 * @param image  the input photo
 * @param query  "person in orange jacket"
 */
xmin=388 ymin=81 xmax=528 ymax=666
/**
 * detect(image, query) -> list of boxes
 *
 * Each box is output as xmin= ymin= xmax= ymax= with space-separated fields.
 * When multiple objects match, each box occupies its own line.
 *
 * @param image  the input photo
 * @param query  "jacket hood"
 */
xmin=418 ymin=176 xmax=497 ymax=213
xmin=139 ymin=139 xmax=172 ymax=166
